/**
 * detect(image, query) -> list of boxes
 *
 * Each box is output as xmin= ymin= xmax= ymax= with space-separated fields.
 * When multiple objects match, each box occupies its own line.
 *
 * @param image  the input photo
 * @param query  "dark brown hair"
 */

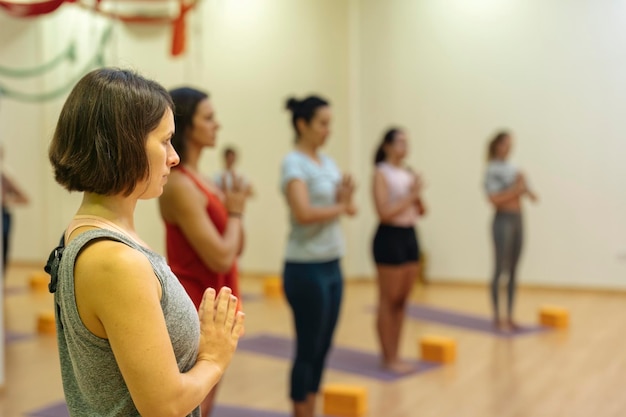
xmin=374 ymin=128 xmax=402 ymax=165
xmin=49 ymin=68 xmax=173 ymax=196
xmin=168 ymin=87 xmax=209 ymax=164
xmin=487 ymin=130 xmax=510 ymax=161
xmin=223 ymin=146 xmax=236 ymax=159
xmin=285 ymin=95 xmax=329 ymax=139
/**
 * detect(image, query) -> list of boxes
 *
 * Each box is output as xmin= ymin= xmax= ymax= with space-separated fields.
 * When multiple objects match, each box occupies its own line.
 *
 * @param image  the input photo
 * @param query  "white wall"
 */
xmin=358 ymin=0 xmax=626 ymax=288
xmin=1 ymin=0 xmax=625 ymax=288
xmin=0 ymin=0 xmax=353 ymax=276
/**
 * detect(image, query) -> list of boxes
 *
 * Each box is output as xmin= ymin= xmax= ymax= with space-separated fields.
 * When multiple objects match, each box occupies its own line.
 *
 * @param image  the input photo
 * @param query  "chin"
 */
xmin=139 ymin=187 xmax=163 ymax=200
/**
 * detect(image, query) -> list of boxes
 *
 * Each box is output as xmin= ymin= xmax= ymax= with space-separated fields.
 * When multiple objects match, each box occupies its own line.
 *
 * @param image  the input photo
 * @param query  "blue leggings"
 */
xmin=283 ymin=259 xmax=343 ymax=402
xmin=2 ymin=207 xmax=11 ymax=273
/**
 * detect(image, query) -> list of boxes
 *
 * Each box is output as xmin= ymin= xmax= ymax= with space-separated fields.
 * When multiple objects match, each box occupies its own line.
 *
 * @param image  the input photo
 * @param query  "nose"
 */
xmin=169 ymin=144 xmax=180 ymax=167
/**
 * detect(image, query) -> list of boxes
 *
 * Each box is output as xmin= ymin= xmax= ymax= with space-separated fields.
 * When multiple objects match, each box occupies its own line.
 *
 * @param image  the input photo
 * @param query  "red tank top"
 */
xmin=165 ymin=165 xmax=239 ymax=309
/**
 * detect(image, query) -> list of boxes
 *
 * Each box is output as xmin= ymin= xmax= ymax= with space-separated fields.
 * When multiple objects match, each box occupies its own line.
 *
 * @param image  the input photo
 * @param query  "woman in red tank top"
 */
xmin=158 ymin=87 xmax=250 ymax=417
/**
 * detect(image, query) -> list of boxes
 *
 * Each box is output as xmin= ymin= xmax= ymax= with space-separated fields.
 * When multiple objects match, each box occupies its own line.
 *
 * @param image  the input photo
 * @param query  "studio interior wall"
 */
xmin=357 ymin=0 xmax=626 ymax=289
xmin=1 ymin=0 xmax=624 ymax=288
xmin=0 ymin=0 xmax=352 ymax=278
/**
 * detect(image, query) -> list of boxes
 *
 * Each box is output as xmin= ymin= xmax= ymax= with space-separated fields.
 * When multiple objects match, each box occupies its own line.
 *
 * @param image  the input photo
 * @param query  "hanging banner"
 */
xmin=0 ymin=0 xmax=199 ymax=56
xmin=76 ymin=0 xmax=199 ymax=56
xmin=0 ymin=42 xmax=75 ymax=77
xmin=0 ymin=25 xmax=112 ymax=102
xmin=0 ymin=0 xmax=75 ymax=17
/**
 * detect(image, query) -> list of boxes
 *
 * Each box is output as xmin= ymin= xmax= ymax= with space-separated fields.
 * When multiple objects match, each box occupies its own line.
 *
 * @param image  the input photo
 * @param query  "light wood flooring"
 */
xmin=2 ymin=264 xmax=625 ymax=417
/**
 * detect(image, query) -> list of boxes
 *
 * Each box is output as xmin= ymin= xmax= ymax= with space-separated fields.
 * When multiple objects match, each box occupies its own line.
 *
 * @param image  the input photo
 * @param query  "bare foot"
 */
xmin=383 ymin=360 xmax=415 ymax=374
xmin=506 ymin=320 xmax=522 ymax=331
xmin=493 ymin=319 xmax=511 ymax=332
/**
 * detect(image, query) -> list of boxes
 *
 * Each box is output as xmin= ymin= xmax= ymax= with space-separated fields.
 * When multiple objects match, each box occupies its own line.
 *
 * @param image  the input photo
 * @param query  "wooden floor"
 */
xmin=2 ymin=264 xmax=626 ymax=417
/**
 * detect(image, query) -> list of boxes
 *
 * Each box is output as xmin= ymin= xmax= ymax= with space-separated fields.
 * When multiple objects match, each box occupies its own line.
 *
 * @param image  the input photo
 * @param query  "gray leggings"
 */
xmin=491 ymin=211 xmax=523 ymax=321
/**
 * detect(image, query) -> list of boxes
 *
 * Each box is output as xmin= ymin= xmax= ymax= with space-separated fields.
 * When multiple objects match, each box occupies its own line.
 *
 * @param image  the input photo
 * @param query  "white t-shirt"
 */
xmin=280 ymin=150 xmax=344 ymax=262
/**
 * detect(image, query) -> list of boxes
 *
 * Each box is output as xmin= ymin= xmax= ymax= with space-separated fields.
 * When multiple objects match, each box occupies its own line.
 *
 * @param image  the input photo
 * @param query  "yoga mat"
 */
xmin=26 ymin=401 xmax=68 ymax=417
xmin=238 ymin=333 xmax=440 ymax=381
xmin=27 ymin=401 xmax=328 ymax=417
xmin=241 ymin=292 xmax=262 ymax=302
xmin=405 ymin=304 xmax=548 ymax=338
xmin=5 ymin=330 xmax=35 ymax=344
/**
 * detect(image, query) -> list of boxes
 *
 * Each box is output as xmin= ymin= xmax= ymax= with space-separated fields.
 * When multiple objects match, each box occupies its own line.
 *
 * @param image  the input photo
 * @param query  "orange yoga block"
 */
xmin=539 ymin=306 xmax=569 ymax=329
xmin=263 ymin=275 xmax=283 ymax=297
xmin=29 ymin=271 xmax=50 ymax=292
xmin=420 ymin=335 xmax=457 ymax=364
xmin=323 ymin=384 xmax=368 ymax=417
xmin=37 ymin=311 xmax=56 ymax=334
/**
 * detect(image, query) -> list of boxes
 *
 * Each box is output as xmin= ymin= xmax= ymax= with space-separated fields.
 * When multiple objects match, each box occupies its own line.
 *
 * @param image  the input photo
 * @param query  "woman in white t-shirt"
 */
xmin=280 ymin=95 xmax=356 ymax=417
xmin=484 ymin=130 xmax=537 ymax=331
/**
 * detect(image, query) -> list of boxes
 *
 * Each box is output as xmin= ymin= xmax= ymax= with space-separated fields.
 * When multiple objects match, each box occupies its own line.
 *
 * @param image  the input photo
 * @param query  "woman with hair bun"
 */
xmin=280 ymin=95 xmax=356 ymax=417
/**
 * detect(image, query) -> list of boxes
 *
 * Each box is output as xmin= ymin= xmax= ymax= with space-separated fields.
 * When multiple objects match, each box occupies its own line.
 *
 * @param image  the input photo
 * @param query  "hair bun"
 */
xmin=285 ymin=97 xmax=299 ymax=111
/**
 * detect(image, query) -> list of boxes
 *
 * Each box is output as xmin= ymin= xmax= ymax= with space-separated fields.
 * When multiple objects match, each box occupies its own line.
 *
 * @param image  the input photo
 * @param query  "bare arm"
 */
xmin=488 ymin=186 xmax=523 ymax=206
xmin=415 ymin=198 xmax=427 ymax=216
xmin=74 ymin=241 xmax=243 ymax=417
xmin=487 ymin=172 xmax=526 ymax=206
xmin=372 ymin=170 xmax=416 ymax=223
xmin=286 ymin=179 xmax=346 ymax=225
xmin=2 ymin=172 xmax=29 ymax=205
xmin=160 ymin=174 xmax=242 ymax=273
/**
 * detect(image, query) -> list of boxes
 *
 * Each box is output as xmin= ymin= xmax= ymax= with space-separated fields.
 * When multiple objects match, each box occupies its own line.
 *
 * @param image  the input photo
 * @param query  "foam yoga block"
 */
xmin=263 ymin=275 xmax=283 ymax=297
xmin=29 ymin=271 xmax=50 ymax=292
xmin=37 ymin=311 xmax=56 ymax=334
xmin=539 ymin=306 xmax=569 ymax=329
xmin=420 ymin=335 xmax=457 ymax=364
xmin=323 ymin=384 xmax=368 ymax=417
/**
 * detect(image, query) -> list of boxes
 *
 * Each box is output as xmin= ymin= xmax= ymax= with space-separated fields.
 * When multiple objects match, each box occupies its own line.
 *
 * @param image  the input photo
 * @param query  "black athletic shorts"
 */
xmin=372 ymin=224 xmax=420 ymax=265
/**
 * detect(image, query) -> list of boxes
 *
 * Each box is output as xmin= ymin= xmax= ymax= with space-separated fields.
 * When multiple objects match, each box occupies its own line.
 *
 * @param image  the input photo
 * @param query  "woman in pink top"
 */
xmin=372 ymin=128 xmax=426 ymax=373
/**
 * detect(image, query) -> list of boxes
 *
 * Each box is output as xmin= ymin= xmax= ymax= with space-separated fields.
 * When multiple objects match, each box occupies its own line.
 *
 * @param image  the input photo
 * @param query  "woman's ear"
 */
xmin=295 ymin=118 xmax=307 ymax=136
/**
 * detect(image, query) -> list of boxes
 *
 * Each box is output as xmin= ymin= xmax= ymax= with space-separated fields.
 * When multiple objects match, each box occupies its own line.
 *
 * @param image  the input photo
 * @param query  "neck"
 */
xmin=385 ymin=157 xmax=402 ymax=167
xmin=295 ymin=139 xmax=318 ymax=158
xmin=76 ymin=193 xmax=137 ymax=234
xmin=182 ymin=141 xmax=204 ymax=172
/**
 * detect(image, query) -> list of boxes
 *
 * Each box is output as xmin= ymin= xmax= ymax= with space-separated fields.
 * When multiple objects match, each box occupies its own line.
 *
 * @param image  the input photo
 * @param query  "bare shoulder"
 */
xmin=75 ymin=239 xmax=155 ymax=290
xmin=162 ymin=170 xmax=196 ymax=199
xmin=160 ymin=170 xmax=206 ymax=220
xmin=373 ymin=168 xmax=386 ymax=183
xmin=73 ymin=237 xmax=161 ymax=338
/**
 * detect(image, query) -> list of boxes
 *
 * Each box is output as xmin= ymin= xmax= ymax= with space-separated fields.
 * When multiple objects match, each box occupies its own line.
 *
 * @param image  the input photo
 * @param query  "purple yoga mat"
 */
xmin=238 ymin=333 xmax=440 ymax=381
xmin=241 ymin=292 xmax=262 ymax=302
xmin=5 ymin=330 xmax=35 ymax=344
xmin=405 ymin=304 xmax=548 ymax=338
xmin=26 ymin=401 xmax=68 ymax=417
xmin=27 ymin=401 xmax=326 ymax=417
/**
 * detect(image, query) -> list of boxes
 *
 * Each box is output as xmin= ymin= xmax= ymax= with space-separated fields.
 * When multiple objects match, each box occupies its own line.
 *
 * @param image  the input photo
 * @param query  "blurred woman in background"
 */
xmin=484 ymin=130 xmax=537 ymax=331
xmin=280 ymin=95 xmax=356 ymax=417
xmin=371 ymin=128 xmax=426 ymax=373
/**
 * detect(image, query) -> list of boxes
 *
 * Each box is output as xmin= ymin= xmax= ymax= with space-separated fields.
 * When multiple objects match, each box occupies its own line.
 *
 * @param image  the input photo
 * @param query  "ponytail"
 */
xmin=374 ymin=128 xmax=401 ymax=165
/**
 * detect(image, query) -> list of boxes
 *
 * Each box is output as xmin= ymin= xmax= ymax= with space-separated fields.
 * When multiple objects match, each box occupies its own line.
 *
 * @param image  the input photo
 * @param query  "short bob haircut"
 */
xmin=49 ymin=68 xmax=173 ymax=196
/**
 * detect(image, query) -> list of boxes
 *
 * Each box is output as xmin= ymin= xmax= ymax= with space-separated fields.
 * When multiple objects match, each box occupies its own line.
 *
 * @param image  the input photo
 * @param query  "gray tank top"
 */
xmin=51 ymin=229 xmax=201 ymax=417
